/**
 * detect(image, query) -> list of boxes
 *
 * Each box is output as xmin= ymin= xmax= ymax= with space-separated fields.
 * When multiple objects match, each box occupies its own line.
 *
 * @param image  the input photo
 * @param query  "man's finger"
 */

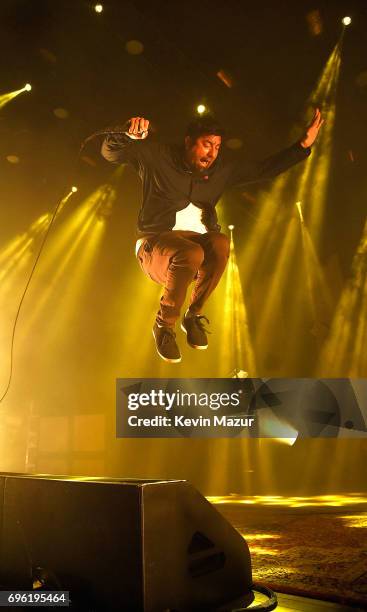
xmin=133 ymin=117 xmax=142 ymax=134
xmin=139 ymin=117 xmax=147 ymax=133
xmin=131 ymin=117 xmax=140 ymax=134
xmin=140 ymin=118 xmax=149 ymax=133
xmin=129 ymin=117 xmax=138 ymax=133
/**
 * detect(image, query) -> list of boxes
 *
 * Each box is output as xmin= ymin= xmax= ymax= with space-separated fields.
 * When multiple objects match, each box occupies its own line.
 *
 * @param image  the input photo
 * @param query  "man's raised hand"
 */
xmin=300 ymin=108 xmax=324 ymax=148
xmin=126 ymin=116 xmax=150 ymax=140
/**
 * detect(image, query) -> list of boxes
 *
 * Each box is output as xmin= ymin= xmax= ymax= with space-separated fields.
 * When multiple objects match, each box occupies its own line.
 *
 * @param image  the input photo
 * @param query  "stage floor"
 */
xmin=275 ymin=591 xmax=363 ymax=611
xmin=211 ymin=494 xmax=367 ymax=610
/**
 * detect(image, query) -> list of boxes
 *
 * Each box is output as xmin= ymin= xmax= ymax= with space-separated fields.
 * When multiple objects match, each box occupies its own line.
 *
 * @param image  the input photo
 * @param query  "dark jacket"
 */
xmin=101 ymin=133 xmax=310 ymax=235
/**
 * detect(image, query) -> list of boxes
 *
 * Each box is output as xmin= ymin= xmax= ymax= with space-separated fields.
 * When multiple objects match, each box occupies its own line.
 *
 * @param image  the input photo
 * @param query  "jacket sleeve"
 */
xmin=101 ymin=132 xmax=149 ymax=170
xmin=228 ymin=141 xmax=311 ymax=187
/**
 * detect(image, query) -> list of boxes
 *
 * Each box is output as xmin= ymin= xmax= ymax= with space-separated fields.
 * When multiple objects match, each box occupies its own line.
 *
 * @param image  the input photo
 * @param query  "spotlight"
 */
xmin=231 ymin=369 xmax=249 ymax=379
xmin=24 ymin=83 xmax=32 ymax=91
xmin=197 ymin=104 xmax=206 ymax=115
xmin=228 ymin=224 xmax=235 ymax=230
xmin=94 ymin=3 xmax=103 ymax=13
xmin=277 ymin=436 xmax=298 ymax=447
xmin=342 ymin=16 xmax=352 ymax=26
xmin=71 ymin=186 xmax=78 ymax=193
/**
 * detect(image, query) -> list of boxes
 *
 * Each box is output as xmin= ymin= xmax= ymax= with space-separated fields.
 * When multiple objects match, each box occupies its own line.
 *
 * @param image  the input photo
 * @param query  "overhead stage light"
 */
xmin=71 ymin=186 xmax=78 ymax=193
xmin=94 ymin=4 xmax=103 ymax=13
xmin=197 ymin=104 xmax=206 ymax=115
xmin=0 ymin=85 xmax=32 ymax=110
xmin=342 ymin=16 xmax=352 ymax=26
xmin=228 ymin=224 xmax=235 ymax=231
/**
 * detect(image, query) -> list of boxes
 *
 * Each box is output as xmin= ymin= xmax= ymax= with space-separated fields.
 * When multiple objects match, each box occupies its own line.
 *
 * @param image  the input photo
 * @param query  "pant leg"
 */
xmin=187 ymin=232 xmax=230 ymax=314
xmin=137 ymin=231 xmax=205 ymax=327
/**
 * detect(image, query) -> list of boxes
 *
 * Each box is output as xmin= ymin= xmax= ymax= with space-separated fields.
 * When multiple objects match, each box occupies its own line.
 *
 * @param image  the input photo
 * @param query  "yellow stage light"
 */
xmin=0 ymin=86 xmax=30 ymax=110
xmin=219 ymin=228 xmax=257 ymax=375
xmin=232 ymin=42 xmax=342 ymax=375
xmin=258 ymin=408 xmax=299 ymax=442
xmin=232 ymin=369 xmax=248 ymax=378
xmin=24 ymin=83 xmax=32 ymax=91
xmin=342 ymin=16 xmax=352 ymax=26
xmin=0 ymin=212 xmax=51 ymax=305
xmin=319 ymin=218 xmax=367 ymax=375
xmin=94 ymin=4 xmax=103 ymax=13
xmin=197 ymin=104 xmax=206 ymax=115
xmin=295 ymin=201 xmax=304 ymax=223
xmin=19 ymin=183 xmax=116 ymax=338
xmin=71 ymin=186 xmax=78 ymax=193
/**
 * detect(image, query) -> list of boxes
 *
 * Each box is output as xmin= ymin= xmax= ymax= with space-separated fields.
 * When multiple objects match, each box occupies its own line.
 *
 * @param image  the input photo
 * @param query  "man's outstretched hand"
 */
xmin=300 ymin=108 xmax=324 ymax=148
xmin=125 ymin=116 xmax=150 ymax=140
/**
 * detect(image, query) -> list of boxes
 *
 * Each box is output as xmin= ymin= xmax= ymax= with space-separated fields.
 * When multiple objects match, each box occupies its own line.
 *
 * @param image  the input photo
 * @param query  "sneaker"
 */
xmin=152 ymin=323 xmax=181 ymax=363
xmin=181 ymin=312 xmax=210 ymax=349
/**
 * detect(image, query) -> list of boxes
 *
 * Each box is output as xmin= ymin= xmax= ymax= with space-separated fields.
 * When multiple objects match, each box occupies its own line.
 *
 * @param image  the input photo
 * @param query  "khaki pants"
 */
xmin=137 ymin=230 xmax=230 ymax=327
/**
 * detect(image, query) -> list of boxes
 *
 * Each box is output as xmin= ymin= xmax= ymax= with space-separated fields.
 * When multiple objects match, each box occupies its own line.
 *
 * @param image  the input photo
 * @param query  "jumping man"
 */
xmin=101 ymin=110 xmax=323 ymax=363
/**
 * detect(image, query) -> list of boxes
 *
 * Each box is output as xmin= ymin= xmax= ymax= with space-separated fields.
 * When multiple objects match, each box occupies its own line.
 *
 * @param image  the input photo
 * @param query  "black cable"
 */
xmin=79 ymin=127 xmax=126 ymax=153
xmin=229 ymin=583 xmax=278 ymax=611
xmin=0 ymin=123 xmax=126 ymax=405
xmin=0 ymin=192 xmax=70 ymax=404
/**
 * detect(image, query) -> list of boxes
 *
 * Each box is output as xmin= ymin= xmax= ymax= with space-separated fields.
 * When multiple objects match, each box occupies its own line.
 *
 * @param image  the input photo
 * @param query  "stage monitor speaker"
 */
xmin=0 ymin=474 xmax=253 ymax=611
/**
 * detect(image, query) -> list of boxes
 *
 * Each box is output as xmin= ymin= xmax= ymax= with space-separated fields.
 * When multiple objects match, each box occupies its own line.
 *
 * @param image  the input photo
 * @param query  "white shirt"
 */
xmin=135 ymin=202 xmax=206 ymax=255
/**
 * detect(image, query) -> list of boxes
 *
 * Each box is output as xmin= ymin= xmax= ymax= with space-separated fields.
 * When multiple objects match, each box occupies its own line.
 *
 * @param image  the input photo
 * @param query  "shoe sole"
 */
xmin=181 ymin=323 xmax=208 ymax=350
xmin=152 ymin=329 xmax=182 ymax=363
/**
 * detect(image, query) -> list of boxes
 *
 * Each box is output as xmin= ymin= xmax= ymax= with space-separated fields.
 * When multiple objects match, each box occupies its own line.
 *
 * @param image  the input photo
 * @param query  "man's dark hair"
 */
xmin=185 ymin=115 xmax=225 ymax=142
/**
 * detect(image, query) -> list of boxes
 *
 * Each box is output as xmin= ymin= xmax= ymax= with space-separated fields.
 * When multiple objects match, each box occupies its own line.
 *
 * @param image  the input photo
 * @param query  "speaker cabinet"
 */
xmin=0 ymin=474 xmax=253 ymax=611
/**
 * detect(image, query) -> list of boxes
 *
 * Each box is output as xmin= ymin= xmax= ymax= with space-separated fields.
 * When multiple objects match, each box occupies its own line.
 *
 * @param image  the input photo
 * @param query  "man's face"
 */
xmin=184 ymin=134 xmax=222 ymax=172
